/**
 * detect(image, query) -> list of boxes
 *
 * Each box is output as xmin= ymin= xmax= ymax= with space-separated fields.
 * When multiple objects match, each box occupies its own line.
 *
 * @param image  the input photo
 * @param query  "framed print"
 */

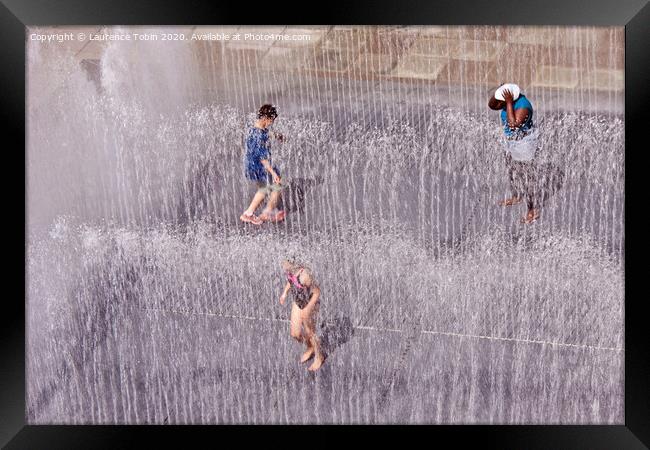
xmin=3 ymin=0 xmax=649 ymax=447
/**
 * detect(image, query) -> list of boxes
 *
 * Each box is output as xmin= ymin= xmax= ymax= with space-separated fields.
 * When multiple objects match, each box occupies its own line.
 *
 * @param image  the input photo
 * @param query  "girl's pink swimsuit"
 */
xmin=286 ymin=268 xmax=312 ymax=309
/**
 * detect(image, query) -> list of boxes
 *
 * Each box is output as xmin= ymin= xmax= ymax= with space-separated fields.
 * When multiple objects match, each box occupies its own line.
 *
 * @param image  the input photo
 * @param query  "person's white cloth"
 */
xmin=504 ymin=128 xmax=538 ymax=161
xmin=495 ymin=83 xmax=521 ymax=101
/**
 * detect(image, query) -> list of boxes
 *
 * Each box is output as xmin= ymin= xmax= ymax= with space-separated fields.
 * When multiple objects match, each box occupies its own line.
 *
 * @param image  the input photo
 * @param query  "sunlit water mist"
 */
xmin=27 ymin=27 xmax=624 ymax=424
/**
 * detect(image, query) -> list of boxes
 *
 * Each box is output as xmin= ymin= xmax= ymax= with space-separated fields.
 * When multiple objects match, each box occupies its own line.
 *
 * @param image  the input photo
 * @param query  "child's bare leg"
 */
xmin=300 ymin=345 xmax=315 ymax=363
xmin=307 ymin=335 xmax=324 ymax=371
xmin=299 ymin=303 xmax=318 ymax=363
xmin=521 ymin=199 xmax=540 ymax=224
xmin=300 ymin=316 xmax=316 ymax=363
xmin=521 ymin=208 xmax=540 ymax=223
xmin=290 ymin=303 xmax=304 ymax=344
xmin=244 ymin=190 xmax=266 ymax=215
xmin=501 ymin=156 xmax=523 ymax=206
xmin=303 ymin=306 xmax=324 ymax=371
xmin=262 ymin=190 xmax=282 ymax=213
xmin=499 ymin=196 xmax=522 ymax=206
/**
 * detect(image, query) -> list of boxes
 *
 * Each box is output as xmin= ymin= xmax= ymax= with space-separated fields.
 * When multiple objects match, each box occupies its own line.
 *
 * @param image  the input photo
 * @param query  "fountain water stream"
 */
xmin=27 ymin=26 xmax=624 ymax=424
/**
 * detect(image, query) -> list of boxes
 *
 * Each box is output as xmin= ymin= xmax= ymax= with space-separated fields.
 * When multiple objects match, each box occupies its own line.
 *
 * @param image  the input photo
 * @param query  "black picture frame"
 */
xmin=3 ymin=0 xmax=648 ymax=448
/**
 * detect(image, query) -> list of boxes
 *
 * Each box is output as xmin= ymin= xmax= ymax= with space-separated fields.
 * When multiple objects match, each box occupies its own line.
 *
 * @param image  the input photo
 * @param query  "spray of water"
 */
xmin=27 ymin=26 xmax=624 ymax=424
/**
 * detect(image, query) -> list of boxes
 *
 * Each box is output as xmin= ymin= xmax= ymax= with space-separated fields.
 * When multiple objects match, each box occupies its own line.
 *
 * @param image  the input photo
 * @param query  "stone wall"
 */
xmin=30 ymin=25 xmax=624 ymax=112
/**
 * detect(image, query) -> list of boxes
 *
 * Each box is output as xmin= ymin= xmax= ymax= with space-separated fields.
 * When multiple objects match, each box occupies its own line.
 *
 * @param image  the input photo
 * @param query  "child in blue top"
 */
xmin=489 ymin=84 xmax=540 ymax=224
xmin=240 ymin=104 xmax=286 ymax=225
xmin=500 ymin=94 xmax=534 ymax=138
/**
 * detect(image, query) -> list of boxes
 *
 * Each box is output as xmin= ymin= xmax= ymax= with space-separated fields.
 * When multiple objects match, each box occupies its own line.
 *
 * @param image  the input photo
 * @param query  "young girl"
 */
xmin=279 ymin=257 xmax=324 ymax=371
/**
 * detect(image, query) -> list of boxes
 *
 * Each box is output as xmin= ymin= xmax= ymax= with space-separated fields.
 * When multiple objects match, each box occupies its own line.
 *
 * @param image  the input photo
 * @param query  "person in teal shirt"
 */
xmin=489 ymin=84 xmax=540 ymax=224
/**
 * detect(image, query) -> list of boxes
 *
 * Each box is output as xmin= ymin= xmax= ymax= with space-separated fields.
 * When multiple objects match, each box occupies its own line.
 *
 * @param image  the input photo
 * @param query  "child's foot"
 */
xmin=307 ymin=354 xmax=325 ymax=371
xmin=300 ymin=347 xmax=315 ymax=363
xmin=499 ymin=196 xmax=522 ymax=207
xmin=521 ymin=209 xmax=540 ymax=224
xmin=240 ymin=212 xmax=262 ymax=225
xmin=260 ymin=210 xmax=286 ymax=223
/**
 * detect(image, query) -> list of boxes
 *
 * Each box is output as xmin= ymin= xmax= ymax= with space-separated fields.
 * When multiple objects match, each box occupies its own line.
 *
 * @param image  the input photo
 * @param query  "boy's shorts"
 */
xmin=250 ymin=170 xmax=282 ymax=194
xmin=248 ymin=165 xmax=282 ymax=194
xmin=253 ymin=179 xmax=283 ymax=194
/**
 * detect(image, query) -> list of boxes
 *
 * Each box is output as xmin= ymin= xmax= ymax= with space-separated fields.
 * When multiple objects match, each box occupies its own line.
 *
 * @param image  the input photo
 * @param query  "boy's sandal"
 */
xmin=521 ymin=211 xmax=540 ymax=224
xmin=272 ymin=210 xmax=287 ymax=222
xmin=240 ymin=213 xmax=263 ymax=225
xmin=260 ymin=210 xmax=286 ymax=223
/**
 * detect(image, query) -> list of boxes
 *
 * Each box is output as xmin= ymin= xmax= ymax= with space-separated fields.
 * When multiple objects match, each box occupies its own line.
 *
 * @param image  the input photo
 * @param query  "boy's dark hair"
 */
xmin=258 ymin=104 xmax=278 ymax=120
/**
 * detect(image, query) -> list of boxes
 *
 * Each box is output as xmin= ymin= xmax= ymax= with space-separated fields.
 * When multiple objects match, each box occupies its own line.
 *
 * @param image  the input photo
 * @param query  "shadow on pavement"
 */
xmin=319 ymin=316 xmax=354 ymax=359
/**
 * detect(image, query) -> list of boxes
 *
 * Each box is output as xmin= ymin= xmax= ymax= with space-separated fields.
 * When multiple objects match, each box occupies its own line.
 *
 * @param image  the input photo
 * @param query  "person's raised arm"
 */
xmin=279 ymin=281 xmax=291 ymax=305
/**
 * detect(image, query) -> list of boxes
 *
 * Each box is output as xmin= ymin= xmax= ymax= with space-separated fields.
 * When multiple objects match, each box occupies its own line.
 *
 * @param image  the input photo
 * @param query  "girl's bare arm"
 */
xmin=301 ymin=271 xmax=320 ymax=310
xmin=307 ymin=285 xmax=320 ymax=306
xmin=280 ymin=281 xmax=291 ymax=304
